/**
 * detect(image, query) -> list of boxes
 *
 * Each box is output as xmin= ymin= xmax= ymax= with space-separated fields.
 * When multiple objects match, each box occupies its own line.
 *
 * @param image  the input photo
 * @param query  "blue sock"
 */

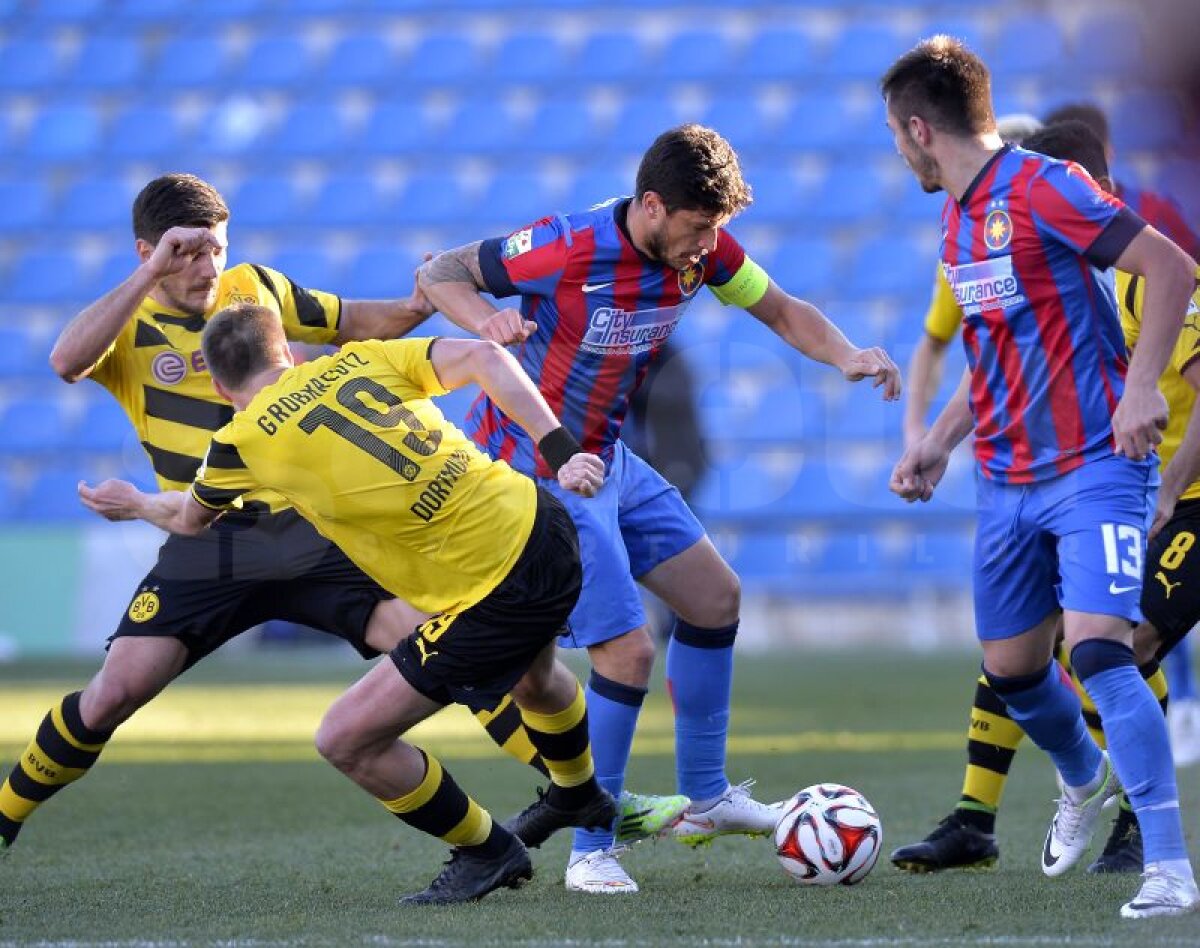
xmin=984 ymin=662 xmax=1102 ymax=788
xmin=1164 ymin=637 xmax=1197 ymax=700
xmin=1073 ymin=639 xmax=1187 ymax=864
xmin=666 ymin=619 xmax=737 ymax=801
xmin=571 ymin=671 xmax=645 ymax=857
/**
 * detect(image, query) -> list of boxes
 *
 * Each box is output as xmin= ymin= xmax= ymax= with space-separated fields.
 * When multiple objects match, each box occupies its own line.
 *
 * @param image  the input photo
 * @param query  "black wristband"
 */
xmin=538 ymin=426 xmax=583 ymax=474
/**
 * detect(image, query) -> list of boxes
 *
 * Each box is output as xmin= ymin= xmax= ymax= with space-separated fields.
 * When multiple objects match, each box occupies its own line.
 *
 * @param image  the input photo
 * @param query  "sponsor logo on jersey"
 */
xmin=945 ymin=256 xmax=1026 ymax=316
xmin=128 ymin=589 xmax=161 ymax=623
xmin=678 ymin=262 xmax=704 ymax=297
xmin=503 ymin=227 xmax=534 ymax=259
xmin=581 ymin=304 xmax=685 ymax=355
xmin=984 ymin=209 xmax=1013 ymax=251
xmin=151 ymin=351 xmax=187 ymax=385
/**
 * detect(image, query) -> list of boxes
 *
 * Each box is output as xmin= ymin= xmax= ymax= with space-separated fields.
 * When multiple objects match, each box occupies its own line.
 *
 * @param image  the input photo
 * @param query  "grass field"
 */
xmin=2 ymin=648 xmax=1199 ymax=947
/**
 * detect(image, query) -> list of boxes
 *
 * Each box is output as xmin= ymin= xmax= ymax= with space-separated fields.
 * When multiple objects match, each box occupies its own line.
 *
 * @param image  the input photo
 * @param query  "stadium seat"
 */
xmin=319 ymin=32 xmax=399 ymax=88
xmin=803 ymin=166 xmax=887 ymax=225
xmin=394 ymin=172 xmax=470 ymax=226
xmin=0 ymin=179 xmax=52 ymax=231
xmin=22 ymin=102 xmax=103 ymax=161
xmin=0 ymin=396 xmax=73 ymax=455
xmin=237 ymin=34 xmax=316 ymax=89
xmin=343 ymin=247 xmax=413 ymax=299
xmin=563 ymin=30 xmax=648 ymax=83
xmin=566 ymin=168 xmax=631 ymax=211
xmin=359 ymin=99 xmax=440 ymax=156
xmin=0 ymin=37 xmax=65 ymax=91
xmin=734 ymin=27 xmax=820 ymax=81
xmin=0 ymin=327 xmax=38 ymax=379
xmin=231 ymin=175 xmax=305 ymax=228
xmin=66 ymin=35 xmax=146 ymax=90
xmin=1112 ymin=91 xmax=1186 ymax=152
xmin=16 ymin=466 xmax=94 ymax=522
xmin=692 ymin=454 xmax=807 ymax=520
xmin=104 ymin=104 xmax=189 ymax=160
xmin=652 ymin=28 xmax=739 ymax=82
xmin=266 ymin=248 xmax=342 ymax=291
xmin=763 ymin=235 xmax=839 ymax=296
xmin=774 ymin=93 xmax=866 ymax=151
xmin=3 ymin=250 xmax=88 ymax=304
xmin=57 ymin=175 xmax=142 ymax=230
xmin=991 ymin=15 xmax=1066 ymax=77
xmin=86 ymin=251 xmax=141 ymax=300
xmin=700 ymin=381 xmax=821 ymax=443
xmin=702 ymin=95 xmax=772 ymax=152
xmin=398 ymin=31 xmax=482 ymax=86
xmin=1070 ymin=12 xmax=1144 ymax=78
xmin=441 ymin=99 xmax=523 ymax=154
xmin=0 ymin=470 xmax=16 ymax=523
xmin=307 ymin=173 xmax=395 ymax=227
xmin=148 ymin=34 xmax=232 ymax=89
xmin=74 ymin=397 xmax=134 ymax=454
xmin=477 ymin=172 xmax=559 ymax=229
xmin=821 ymin=23 xmax=908 ymax=81
xmin=734 ymin=168 xmax=811 ymax=225
xmin=193 ymin=97 xmax=273 ymax=156
xmin=850 ymin=236 xmax=930 ymax=298
xmin=525 ymin=99 xmax=599 ymax=154
xmin=111 ymin=0 xmax=190 ymax=21
xmin=268 ymin=101 xmax=354 ymax=158
xmin=606 ymin=96 xmax=683 ymax=153
xmin=485 ymin=30 xmax=569 ymax=84
xmin=23 ymin=0 xmax=106 ymax=22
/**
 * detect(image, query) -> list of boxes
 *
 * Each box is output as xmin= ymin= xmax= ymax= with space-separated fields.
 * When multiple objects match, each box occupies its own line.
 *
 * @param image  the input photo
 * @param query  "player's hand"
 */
xmin=481 ymin=308 xmax=537 ymax=346
xmin=1150 ymin=490 xmax=1177 ymax=541
xmin=1112 ymin=383 xmax=1167 ymax=461
xmin=408 ymin=251 xmax=438 ymax=319
xmin=839 ymin=347 xmax=902 ymax=401
xmin=558 ymin=453 xmax=605 ymax=498
xmin=78 ymin=478 xmax=143 ymax=521
xmin=889 ymin=437 xmax=950 ymax=503
xmin=142 ymin=227 xmax=222 ymax=281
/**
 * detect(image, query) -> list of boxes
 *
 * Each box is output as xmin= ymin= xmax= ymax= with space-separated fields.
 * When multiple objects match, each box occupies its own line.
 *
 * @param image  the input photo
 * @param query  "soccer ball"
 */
xmin=773 ymin=783 xmax=882 ymax=886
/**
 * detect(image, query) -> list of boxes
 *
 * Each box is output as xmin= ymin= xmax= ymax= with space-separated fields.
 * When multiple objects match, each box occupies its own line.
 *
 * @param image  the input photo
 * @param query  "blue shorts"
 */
xmin=973 ymin=453 xmax=1158 ymax=640
xmin=539 ymin=441 xmax=706 ymax=648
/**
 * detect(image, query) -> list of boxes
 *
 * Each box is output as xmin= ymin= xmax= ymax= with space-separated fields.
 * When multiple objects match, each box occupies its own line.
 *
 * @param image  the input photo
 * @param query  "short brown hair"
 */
xmin=1023 ymin=121 xmax=1111 ymax=182
xmin=880 ymin=35 xmax=995 ymax=136
xmin=1042 ymin=103 xmax=1110 ymax=149
xmin=201 ymin=303 xmax=282 ymax=391
xmin=132 ymin=173 xmax=229 ymax=244
xmin=635 ymin=124 xmax=752 ymax=216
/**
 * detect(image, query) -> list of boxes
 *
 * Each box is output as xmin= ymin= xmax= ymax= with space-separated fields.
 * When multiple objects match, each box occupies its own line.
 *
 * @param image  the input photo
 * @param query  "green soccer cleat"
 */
xmin=615 ymin=791 xmax=690 ymax=844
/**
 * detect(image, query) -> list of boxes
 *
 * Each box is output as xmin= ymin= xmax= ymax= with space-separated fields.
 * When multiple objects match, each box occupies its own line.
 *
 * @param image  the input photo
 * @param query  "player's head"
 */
xmin=880 ymin=35 xmax=996 ymax=193
xmin=133 ymin=173 xmax=230 ymax=316
xmin=996 ymin=113 xmax=1042 ymax=145
xmin=201 ymin=303 xmax=292 ymax=402
xmin=635 ymin=124 xmax=752 ymax=271
xmin=1022 ymin=120 xmax=1114 ymax=193
xmin=1042 ymin=102 xmax=1113 ymax=163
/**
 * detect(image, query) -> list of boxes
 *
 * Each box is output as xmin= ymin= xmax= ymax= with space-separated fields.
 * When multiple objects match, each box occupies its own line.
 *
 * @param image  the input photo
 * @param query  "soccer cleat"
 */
xmin=1167 ymin=697 xmax=1200 ymax=769
xmin=1119 ymin=866 xmax=1200 ymax=919
xmin=889 ymin=812 xmax=999 ymax=873
xmin=615 ymin=790 xmax=690 ymax=844
xmin=502 ymin=786 xmax=618 ymax=849
xmin=1088 ymin=807 xmax=1143 ymax=874
xmin=671 ymin=780 xmax=784 ymax=848
xmin=1042 ymin=753 xmax=1121 ymax=877
xmin=564 ymin=846 xmax=639 ymax=894
xmin=400 ymin=834 xmax=532 ymax=906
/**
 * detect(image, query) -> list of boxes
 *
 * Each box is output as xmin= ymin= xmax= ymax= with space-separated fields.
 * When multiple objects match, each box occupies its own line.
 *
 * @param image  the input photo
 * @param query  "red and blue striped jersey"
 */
xmin=942 ymin=145 xmax=1145 ymax=484
xmin=468 ymin=198 xmax=750 ymax=478
xmin=1117 ymin=182 xmax=1200 ymax=260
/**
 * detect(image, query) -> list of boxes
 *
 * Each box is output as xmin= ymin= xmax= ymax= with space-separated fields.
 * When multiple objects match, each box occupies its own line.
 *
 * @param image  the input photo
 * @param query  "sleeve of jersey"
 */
xmin=478 ymin=215 xmax=572 ymax=299
xmin=190 ymin=435 xmax=257 ymax=511
xmin=706 ymin=231 xmax=769 ymax=308
xmin=382 ymin=338 xmax=450 ymax=398
xmin=244 ymin=263 xmax=342 ymax=345
xmin=923 ymin=265 xmax=961 ymax=343
xmin=1028 ymin=162 xmax=1145 ymax=269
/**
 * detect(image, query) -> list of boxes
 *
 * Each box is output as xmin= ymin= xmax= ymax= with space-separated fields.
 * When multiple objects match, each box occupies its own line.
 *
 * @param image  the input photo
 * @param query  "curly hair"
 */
xmin=635 ymin=124 xmax=753 ymax=216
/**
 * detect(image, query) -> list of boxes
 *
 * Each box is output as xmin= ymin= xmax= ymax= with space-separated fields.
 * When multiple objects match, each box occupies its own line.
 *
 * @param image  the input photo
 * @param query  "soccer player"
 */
xmin=418 ymin=124 xmax=902 ymax=893
xmin=883 ymin=37 xmax=1199 ymax=919
xmin=79 ymin=305 xmax=616 ymax=904
xmin=0 ymin=173 xmax=547 ymax=854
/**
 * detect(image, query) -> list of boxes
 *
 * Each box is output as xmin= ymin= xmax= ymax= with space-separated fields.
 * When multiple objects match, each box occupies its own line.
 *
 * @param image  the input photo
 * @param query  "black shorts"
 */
xmin=1143 ymin=497 xmax=1200 ymax=657
xmin=110 ymin=509 xmax=392 ymax=668
xmin=390 ymin=488 xmax=582 ymax=709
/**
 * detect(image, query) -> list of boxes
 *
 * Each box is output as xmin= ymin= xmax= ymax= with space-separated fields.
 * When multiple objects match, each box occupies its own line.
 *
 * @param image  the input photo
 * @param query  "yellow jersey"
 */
xmin=1117 ymin=265 xmax=1200 ymax=502
xmin=90 ymin=262 xmax=342 ymax=510
xmin=191 ymin=338 xmax=538 ymax=615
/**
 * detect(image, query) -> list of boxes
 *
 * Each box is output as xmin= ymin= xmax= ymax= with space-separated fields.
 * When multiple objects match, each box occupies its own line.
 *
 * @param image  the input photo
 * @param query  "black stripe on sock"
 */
xmin=972 ymin=679 xmax=1012 ymax=717
xmin=1082 ymin=709 xmax=1104 ymax=732
xmin=10 ymin=763 xmax=59 ymax=803
xmin=672 ymin=620 xmax=738 ymax=649
xmin=525 ymin=725 xmax=588 ymax=765
xmin=483 ymin=701 xmax=524 ymax=747
xmin=61 ymin=692 xmax=113 ymax=744
xmin=0 ymin=811 xmax=21 ymax=844
xmin=966 ymin=740 xmax=1017 ymax=774
xmin=397 ymin=760 xmax=471 ymax=839
xmin=34 ymin=717 xmax=100 ymax=771
xmin=588 ymin=671 xmax=646 ymax=707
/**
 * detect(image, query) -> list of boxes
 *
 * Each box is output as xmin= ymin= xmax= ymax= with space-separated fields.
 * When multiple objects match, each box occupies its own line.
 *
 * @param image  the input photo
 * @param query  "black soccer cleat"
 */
xmin=400 ymin=834 xmax=532 ymax=906
xmin=890 ymin=812 xmax=999 ymax=873
xmin=503 ymin=786 xmax=618 ymax=849
xmin=1087 ymin=807 xmax=1143 ymax=874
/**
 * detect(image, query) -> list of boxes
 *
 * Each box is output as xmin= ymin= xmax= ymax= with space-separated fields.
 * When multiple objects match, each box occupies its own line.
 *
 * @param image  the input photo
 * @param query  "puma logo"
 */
xmin=1156 ymin=571 xmax=1183 ymax=599
xmin=415 ymin=636 xmax=439 ymax=666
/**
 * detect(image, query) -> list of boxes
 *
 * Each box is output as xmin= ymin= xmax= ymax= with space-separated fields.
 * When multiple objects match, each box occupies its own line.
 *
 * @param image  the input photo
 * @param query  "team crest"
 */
xmin=127 ymin=589 xmax=161 ymax=624
xmin=984 ymin=209 xmax=1012 ymax=252
xmin=227 ymin=292 xmax=256 ymax=305
xmin=677 ymin=262 xmax=704 ymax=297
xmin=151 ymin=351 xmax=187 ymax=385
xmin=503 ymin=227 xmax=534 ymax=260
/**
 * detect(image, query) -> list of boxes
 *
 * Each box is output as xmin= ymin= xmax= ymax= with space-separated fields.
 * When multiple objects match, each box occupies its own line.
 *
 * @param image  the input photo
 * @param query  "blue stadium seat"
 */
xmin=477 ymin=172 xmax=558 ymax=229
xmin=148 ymin=34 xmax=231 ymax=89
xmin=566 ymin=169 xmax=631 ymax=211
xmin=1112 ymin=91 xmax=1186 ymax=152
xmin=0 ymin=397 xmax=73 ymax=455
xmin=193 ymin=97 xmax=274 ymax=156
xmin=606 ymin=96 xmax=682 ymax=153
xmin=359 ymin=99 xmax=439 ymax=156
xmin=66 ymin=35 xmax=146 ymax=89
xmin=652 ymin=28 xmax=738 ymax=82
xmin=525 ymin=99 xmax=598 ymax=154
xmin=399 ymin=32 xmax=482 ymax=86
xmin=850 ymin=236 xmax=929 ymax=298
xmin=775 ymin=93 xmax=865 ymax=151
xmin=105 ymin=104 xmax=188 ymax=159
xmin=762 ymin=236 xmax=838 ymax=296
xmin=238 ymin=34 xmax=316 ymax=88
xmin=804 ymin=166 xmax=887 ymax=225
xmin=194 ymin=0 xmax=269 ymax=18
xmin=268 ymin=101 xmax=353 ymax=158
xmin=57 ymin=175 xmax=139 ymax=230
xmin=74 ymin=397 xmax=134 ymax=453
xmin=692 ymin=454 xmax=807 ymax=519
xmin=4 ymin=250 xmax=87 ymax=303
xmin=22 ymin=102 xmax=103 ymax=161
xmin=23 ymin=0 xmax=106 ymax=22
xmin=0 ymin=327 xmax=38 ymax=379
xmin=266 ymin=248 xmax=341 ymax=291
xmin=700 ymin=381 xmax=820 ymax=442
xmin=307 ymin=173 xmax=395 ymax=227
xmin=821 ymin=23 xmax=907 ymax=80
xmin=735 ymin=168 xmax=810 ymax=225
xmin=86 ymin=251 xmax=140 ymax=300
xmin=0 ymin=37 xmax=64 ymax=90
xmin=992 ymin=15 xmax=1066 ymax=76
xmin=734 ymin=28 xmax=819 ymax=81
xmin=564 ymin=30 xmax=648 ymax=83
xmin=0 ymin=179 xmax=52 ymax=231
xmin=486 ymin=30 xmax=569 ymax=84
xmin=702 ymin=95 xmax=771 ymax=152
xmin=233 ymin=175 xmax=305 ymax=228
xmin=1071 ymin=12 xmax=1143 ymax=78
xmin=441 ymin=99 xmax=522 ymax=153
xmin=394 ymin=173 xmax=470 ymax=226
xmin=111 ymin=0 xmax=189 ymax=21
xmin=343 ymin=247 xmax=411 ymax=299
xmin=17 ymin=466 xmax=94 ymax=522
xmin=320 ymin=32 xmax=399 ymax=88
xmin=719 ymin=530 xmax=802 ymax=590
xmin=0 ymin=470 xmax=15 ymax=523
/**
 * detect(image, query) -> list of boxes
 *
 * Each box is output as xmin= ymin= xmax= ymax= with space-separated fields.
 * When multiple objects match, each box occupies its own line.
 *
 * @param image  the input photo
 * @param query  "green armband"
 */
xmin=709 ymin=257 xmax=769 ymax=308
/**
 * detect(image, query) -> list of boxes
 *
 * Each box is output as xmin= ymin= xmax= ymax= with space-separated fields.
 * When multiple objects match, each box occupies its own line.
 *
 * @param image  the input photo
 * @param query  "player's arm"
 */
xmin=904 ymin=266 xmax=960 ymax=447
xmin=891 ymin=369 xmax=973 ymax=503
xmin=417 ymin=242 xmax=536 ymax=345
xmin=49 ymin=227 xmax=222 ymax=383
xmin=77 ymin=480 xmax=218 ymax=535
xmin=334 ymin=254 xmax=437 ymax=342
xmin=428 ymin=337 xmax=603 ymax=496
xmin=1155 ymin=360 xmax=1200 ymax=537
xmin=746 ymin=282 xmax=902 ymax=400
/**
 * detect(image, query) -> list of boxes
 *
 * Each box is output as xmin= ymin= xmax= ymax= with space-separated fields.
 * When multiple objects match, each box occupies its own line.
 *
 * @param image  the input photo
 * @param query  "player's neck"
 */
xmin=940 ymin=134 xmax=1005 ymax=203
xmin=624 ymin=199 xmax=657 ymax=260
xmin=228 ymin=364 xmax=289 ymax=411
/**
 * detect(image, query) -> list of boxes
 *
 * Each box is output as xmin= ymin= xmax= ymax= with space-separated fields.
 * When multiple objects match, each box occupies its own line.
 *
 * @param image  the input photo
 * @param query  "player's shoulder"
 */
xmin=218 ymin=261 xmax=280 ymax=306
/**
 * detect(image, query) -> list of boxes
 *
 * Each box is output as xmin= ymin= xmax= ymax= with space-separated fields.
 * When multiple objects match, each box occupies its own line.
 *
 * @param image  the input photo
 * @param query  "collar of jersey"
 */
xmin=959 ymin=143 xmax=1013 ymax=208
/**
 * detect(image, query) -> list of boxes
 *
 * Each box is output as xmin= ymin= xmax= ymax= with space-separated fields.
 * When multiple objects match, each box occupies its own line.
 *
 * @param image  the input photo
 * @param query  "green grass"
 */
xmin=2 ymin=650 xmax=1199 ymax=946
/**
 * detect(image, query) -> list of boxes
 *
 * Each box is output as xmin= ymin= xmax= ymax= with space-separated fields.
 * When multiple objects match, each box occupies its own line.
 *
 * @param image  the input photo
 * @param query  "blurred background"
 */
xmin=0 ymin=0 xmax=1196 ymax=659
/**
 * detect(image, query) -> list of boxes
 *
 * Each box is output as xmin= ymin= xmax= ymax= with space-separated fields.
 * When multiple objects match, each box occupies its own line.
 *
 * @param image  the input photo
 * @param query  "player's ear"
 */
xmin=135 ymin=238 xmax=154 ymax=263
xmin=643 ymin=191 xmax=664 ymax=220
xmin=212 ymin=377 xmax=233 ymax=403
xmin=908 ymin=115 xmax=931 ymax=147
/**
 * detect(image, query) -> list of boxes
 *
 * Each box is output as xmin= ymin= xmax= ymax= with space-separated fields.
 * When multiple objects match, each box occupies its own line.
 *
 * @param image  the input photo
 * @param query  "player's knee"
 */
xmin=314 ymin=712 xmax=360 ymax=774
xmin=693 ymin=570 xmax=740 ymax=627
xmin=591 ymin=628 xmax=656 ymax=685
xmin=81 ymin=675 xmax=152 ymax=731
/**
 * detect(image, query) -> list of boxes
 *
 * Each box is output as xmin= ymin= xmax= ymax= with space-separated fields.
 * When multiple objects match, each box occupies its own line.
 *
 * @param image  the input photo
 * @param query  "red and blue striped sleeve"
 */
xmin=1028 ymin=159 xmax=1145 ymax=269
xmin=478 ymin=214 xmax=572 ymax=299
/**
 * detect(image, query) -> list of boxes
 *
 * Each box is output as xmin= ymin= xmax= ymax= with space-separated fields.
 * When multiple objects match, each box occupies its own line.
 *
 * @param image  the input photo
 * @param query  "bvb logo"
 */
xmin=127 ymin=591 xmax=161 ymax=623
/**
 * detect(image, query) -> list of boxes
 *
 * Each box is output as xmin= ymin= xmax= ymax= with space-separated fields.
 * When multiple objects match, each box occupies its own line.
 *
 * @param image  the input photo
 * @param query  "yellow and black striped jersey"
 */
xmin=89 ymin=262 xmax=342 ymax=508
xmin=191 ymin=338 xmax=538 ymax=615
xmin=1117 ymin=265 xmax=1200 ymax=502
xmin=924 ymin=264 xmax=961 ymax=344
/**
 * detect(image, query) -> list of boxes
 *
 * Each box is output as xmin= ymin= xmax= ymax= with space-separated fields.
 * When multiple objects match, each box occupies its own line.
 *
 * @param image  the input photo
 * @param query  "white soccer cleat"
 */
xmin=1168 ymin=697 xmax=1200 ymax=769
xmin=1042 ymin=753 xmax=1121 ymax=877
xmin=671 ymin=779 xmax=786 ymax=848
xmin=1120 ymin=866 xmax=1200 ymax=919
xmin=564 ymin=847 xmax=639 ymax=894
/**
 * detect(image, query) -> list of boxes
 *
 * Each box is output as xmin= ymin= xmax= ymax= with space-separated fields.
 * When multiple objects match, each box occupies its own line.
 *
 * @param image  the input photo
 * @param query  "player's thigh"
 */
xmin=1141 ymin=499 xmax=1200 ymax=658
xmin=639 ymin=535 xmax=739 ymax=627
xmin=364 ymin=598 xmax=434 ymax=652
xmin=319 ymin=658 xmax=443 ymax=756
xmin=81 ymin=635 xmax=190 ymax=728
xmin=615 ymin=446 xmax=707 ymax=581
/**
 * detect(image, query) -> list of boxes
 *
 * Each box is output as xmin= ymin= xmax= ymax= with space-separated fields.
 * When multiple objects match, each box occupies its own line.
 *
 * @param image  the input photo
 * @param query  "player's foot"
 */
xmin=564 ymin=847 xmax=638 ymax=894
xmin=671 ymin=780 xmax=784 ymax=848
xmin=502 ymin=785 xmax=618 ymax=849
xmin=1088 ymin=806 xmax=1143 ymax=874
xmin=889 ymin=812 xmax=999 ymax=873
xmin=1168 ymin=697 xmax=1200 ymax=768
xmin=1119 ymin=867 xmax=1200 ymax=919
xmin=1042 ymin=753 xmax=1121 ymax=877
xmin=400 ymin=835 xmax=532 ymax=906
xmin=615 ymin=790 xmax=690 ymax=844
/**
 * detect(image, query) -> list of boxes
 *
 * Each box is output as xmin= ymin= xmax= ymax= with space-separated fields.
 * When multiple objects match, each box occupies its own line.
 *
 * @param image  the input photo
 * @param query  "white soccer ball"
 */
xmin=773 ymin=783 xmax=882 ymax=886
